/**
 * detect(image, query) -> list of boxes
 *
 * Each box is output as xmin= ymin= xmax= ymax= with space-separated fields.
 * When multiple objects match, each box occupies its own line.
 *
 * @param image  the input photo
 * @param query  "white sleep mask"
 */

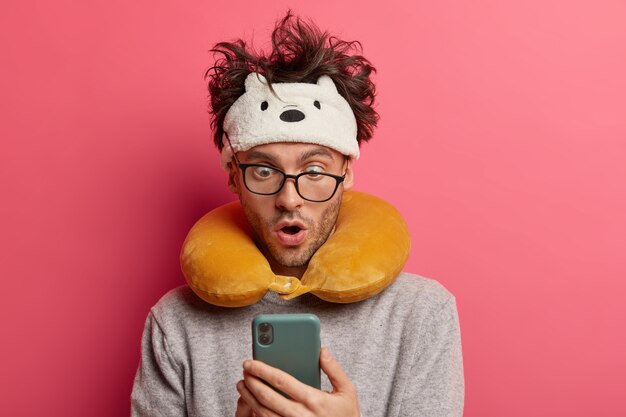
xmin=221 ymin=72 xmax=359 ymax=168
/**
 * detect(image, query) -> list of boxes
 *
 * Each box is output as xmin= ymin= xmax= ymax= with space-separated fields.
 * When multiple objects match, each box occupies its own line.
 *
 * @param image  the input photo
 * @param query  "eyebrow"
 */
xmin=245 ymin=150 xmax=280 ymax=165
xmin=298 ymin=147 xmax=335 ymax=164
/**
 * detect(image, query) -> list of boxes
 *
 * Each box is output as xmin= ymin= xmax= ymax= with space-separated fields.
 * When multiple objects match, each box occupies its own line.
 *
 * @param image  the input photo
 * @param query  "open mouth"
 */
xmin=281 ymin=225 xmax=302 ymax=235
xmin=275 ymin=221 xmax=307 ymax=245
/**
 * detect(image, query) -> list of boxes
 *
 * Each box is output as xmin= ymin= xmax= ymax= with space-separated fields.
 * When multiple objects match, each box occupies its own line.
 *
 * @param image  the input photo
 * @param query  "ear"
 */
xmin=342 ymin=158 xmax=355 ymax=191
xmin=244 ymin=72 xmax=267 ymax=92
xmin=316 ymin=75 xmax=338 ymax=94
xmin=227 ymin=162 xmax=241 ymax=194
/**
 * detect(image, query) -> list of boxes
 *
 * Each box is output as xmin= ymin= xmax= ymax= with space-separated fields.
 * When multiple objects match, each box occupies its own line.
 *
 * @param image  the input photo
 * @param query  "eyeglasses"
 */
xmin=235 ymin=160 xmax=346 ymax=203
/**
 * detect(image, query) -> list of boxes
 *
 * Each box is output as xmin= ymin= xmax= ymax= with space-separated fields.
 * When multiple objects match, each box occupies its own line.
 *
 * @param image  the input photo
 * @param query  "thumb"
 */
xmin=320 ymin=347 xmax=354 ymax=394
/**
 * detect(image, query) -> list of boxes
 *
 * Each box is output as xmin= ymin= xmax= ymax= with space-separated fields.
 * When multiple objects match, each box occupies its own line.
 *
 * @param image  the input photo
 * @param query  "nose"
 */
xmin=279 ymin=109 xmax=305 ymax=122
xmin=275 ymin=178 xmax=304 ymax=211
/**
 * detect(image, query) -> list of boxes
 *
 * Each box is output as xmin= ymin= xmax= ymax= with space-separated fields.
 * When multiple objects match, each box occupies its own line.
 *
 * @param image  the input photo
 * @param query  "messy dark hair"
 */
xmin=204 ymin=10 xmax=379 ymax=151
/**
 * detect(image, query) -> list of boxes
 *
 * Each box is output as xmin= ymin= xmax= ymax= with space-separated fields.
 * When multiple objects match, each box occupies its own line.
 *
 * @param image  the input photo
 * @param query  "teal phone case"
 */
xmin=252 ymin=314 xmax=321 ymax=391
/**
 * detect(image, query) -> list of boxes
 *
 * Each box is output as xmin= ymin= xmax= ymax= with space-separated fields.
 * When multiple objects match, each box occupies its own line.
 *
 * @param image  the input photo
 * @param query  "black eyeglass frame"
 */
xmin=236 ymin=162 xmax=346 ymax=203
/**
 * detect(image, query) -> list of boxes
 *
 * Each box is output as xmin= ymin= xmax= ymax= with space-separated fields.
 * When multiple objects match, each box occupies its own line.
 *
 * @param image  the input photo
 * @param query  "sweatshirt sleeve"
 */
xmin=399 ymin=297 xmax=465 ymax=417
xmin=131 ymin=311 xmax=187 ymax=417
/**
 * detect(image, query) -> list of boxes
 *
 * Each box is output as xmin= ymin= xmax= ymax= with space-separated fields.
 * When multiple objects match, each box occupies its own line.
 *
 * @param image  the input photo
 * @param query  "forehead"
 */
xmin=241 ymin=142 xmax=344 ymax=164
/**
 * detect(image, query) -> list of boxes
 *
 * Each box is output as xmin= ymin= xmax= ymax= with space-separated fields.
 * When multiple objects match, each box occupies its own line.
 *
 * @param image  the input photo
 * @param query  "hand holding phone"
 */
xmin=240 ymin=331 xmax=362 ymax=417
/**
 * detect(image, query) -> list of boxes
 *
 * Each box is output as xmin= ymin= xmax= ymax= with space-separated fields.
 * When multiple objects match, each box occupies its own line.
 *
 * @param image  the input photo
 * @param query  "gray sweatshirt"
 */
xmin=131 ymin=273 xmax=464 ymax=416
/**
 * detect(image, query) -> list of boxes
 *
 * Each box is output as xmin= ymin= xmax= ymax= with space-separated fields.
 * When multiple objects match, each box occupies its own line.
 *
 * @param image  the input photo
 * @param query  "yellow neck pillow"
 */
xmin=180 ymin=191 xmax=411 ymax=307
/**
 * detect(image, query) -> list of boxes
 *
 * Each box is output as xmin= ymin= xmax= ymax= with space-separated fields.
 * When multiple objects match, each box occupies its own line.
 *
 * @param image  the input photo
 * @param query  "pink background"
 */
xmin=1 ymin=1 xmax=625 ymax=416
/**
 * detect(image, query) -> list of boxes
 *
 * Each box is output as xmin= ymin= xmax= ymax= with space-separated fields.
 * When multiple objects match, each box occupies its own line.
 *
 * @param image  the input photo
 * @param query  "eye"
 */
xmin=305 ymin=165 xmax=323 ymax=173
xmin=252 ymin=165 xmax=275 ymax=179
xmin=303 ymin=165 xmax=325 ymax=179
xmin=261 ymin=101 xmax=269 ymax=111
xmin=313 ymin=100 xmax=321 ymax=109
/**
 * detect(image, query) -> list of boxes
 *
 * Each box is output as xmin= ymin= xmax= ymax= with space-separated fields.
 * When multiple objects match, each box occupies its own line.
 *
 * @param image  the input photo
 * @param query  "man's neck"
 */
xmin=267 ymin=260 xmax=307 ymax=279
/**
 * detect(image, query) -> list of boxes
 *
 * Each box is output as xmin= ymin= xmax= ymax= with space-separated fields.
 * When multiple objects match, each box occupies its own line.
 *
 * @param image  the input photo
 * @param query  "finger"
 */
xmin=320 ymin=347 xmax=355 ymax=394
xmin=237 ymin=379 xmax=281 ymax=417
xmin=243 ymin=360 xmax=314 ymax=404
xmin=244 ymin=371 xmax=309 ymax=417
xmin=235 ymin=394 xmax=253 ymax=417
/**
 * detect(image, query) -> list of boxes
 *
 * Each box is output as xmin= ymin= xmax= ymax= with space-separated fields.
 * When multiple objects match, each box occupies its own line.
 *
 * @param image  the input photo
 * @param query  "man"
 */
xmin=131 ymin=11 xmax=464 ymax=417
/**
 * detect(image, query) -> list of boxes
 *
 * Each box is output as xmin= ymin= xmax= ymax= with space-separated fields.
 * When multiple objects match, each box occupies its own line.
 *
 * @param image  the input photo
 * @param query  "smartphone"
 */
xmin=252 ymin=313 xmax=321 ymax=392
